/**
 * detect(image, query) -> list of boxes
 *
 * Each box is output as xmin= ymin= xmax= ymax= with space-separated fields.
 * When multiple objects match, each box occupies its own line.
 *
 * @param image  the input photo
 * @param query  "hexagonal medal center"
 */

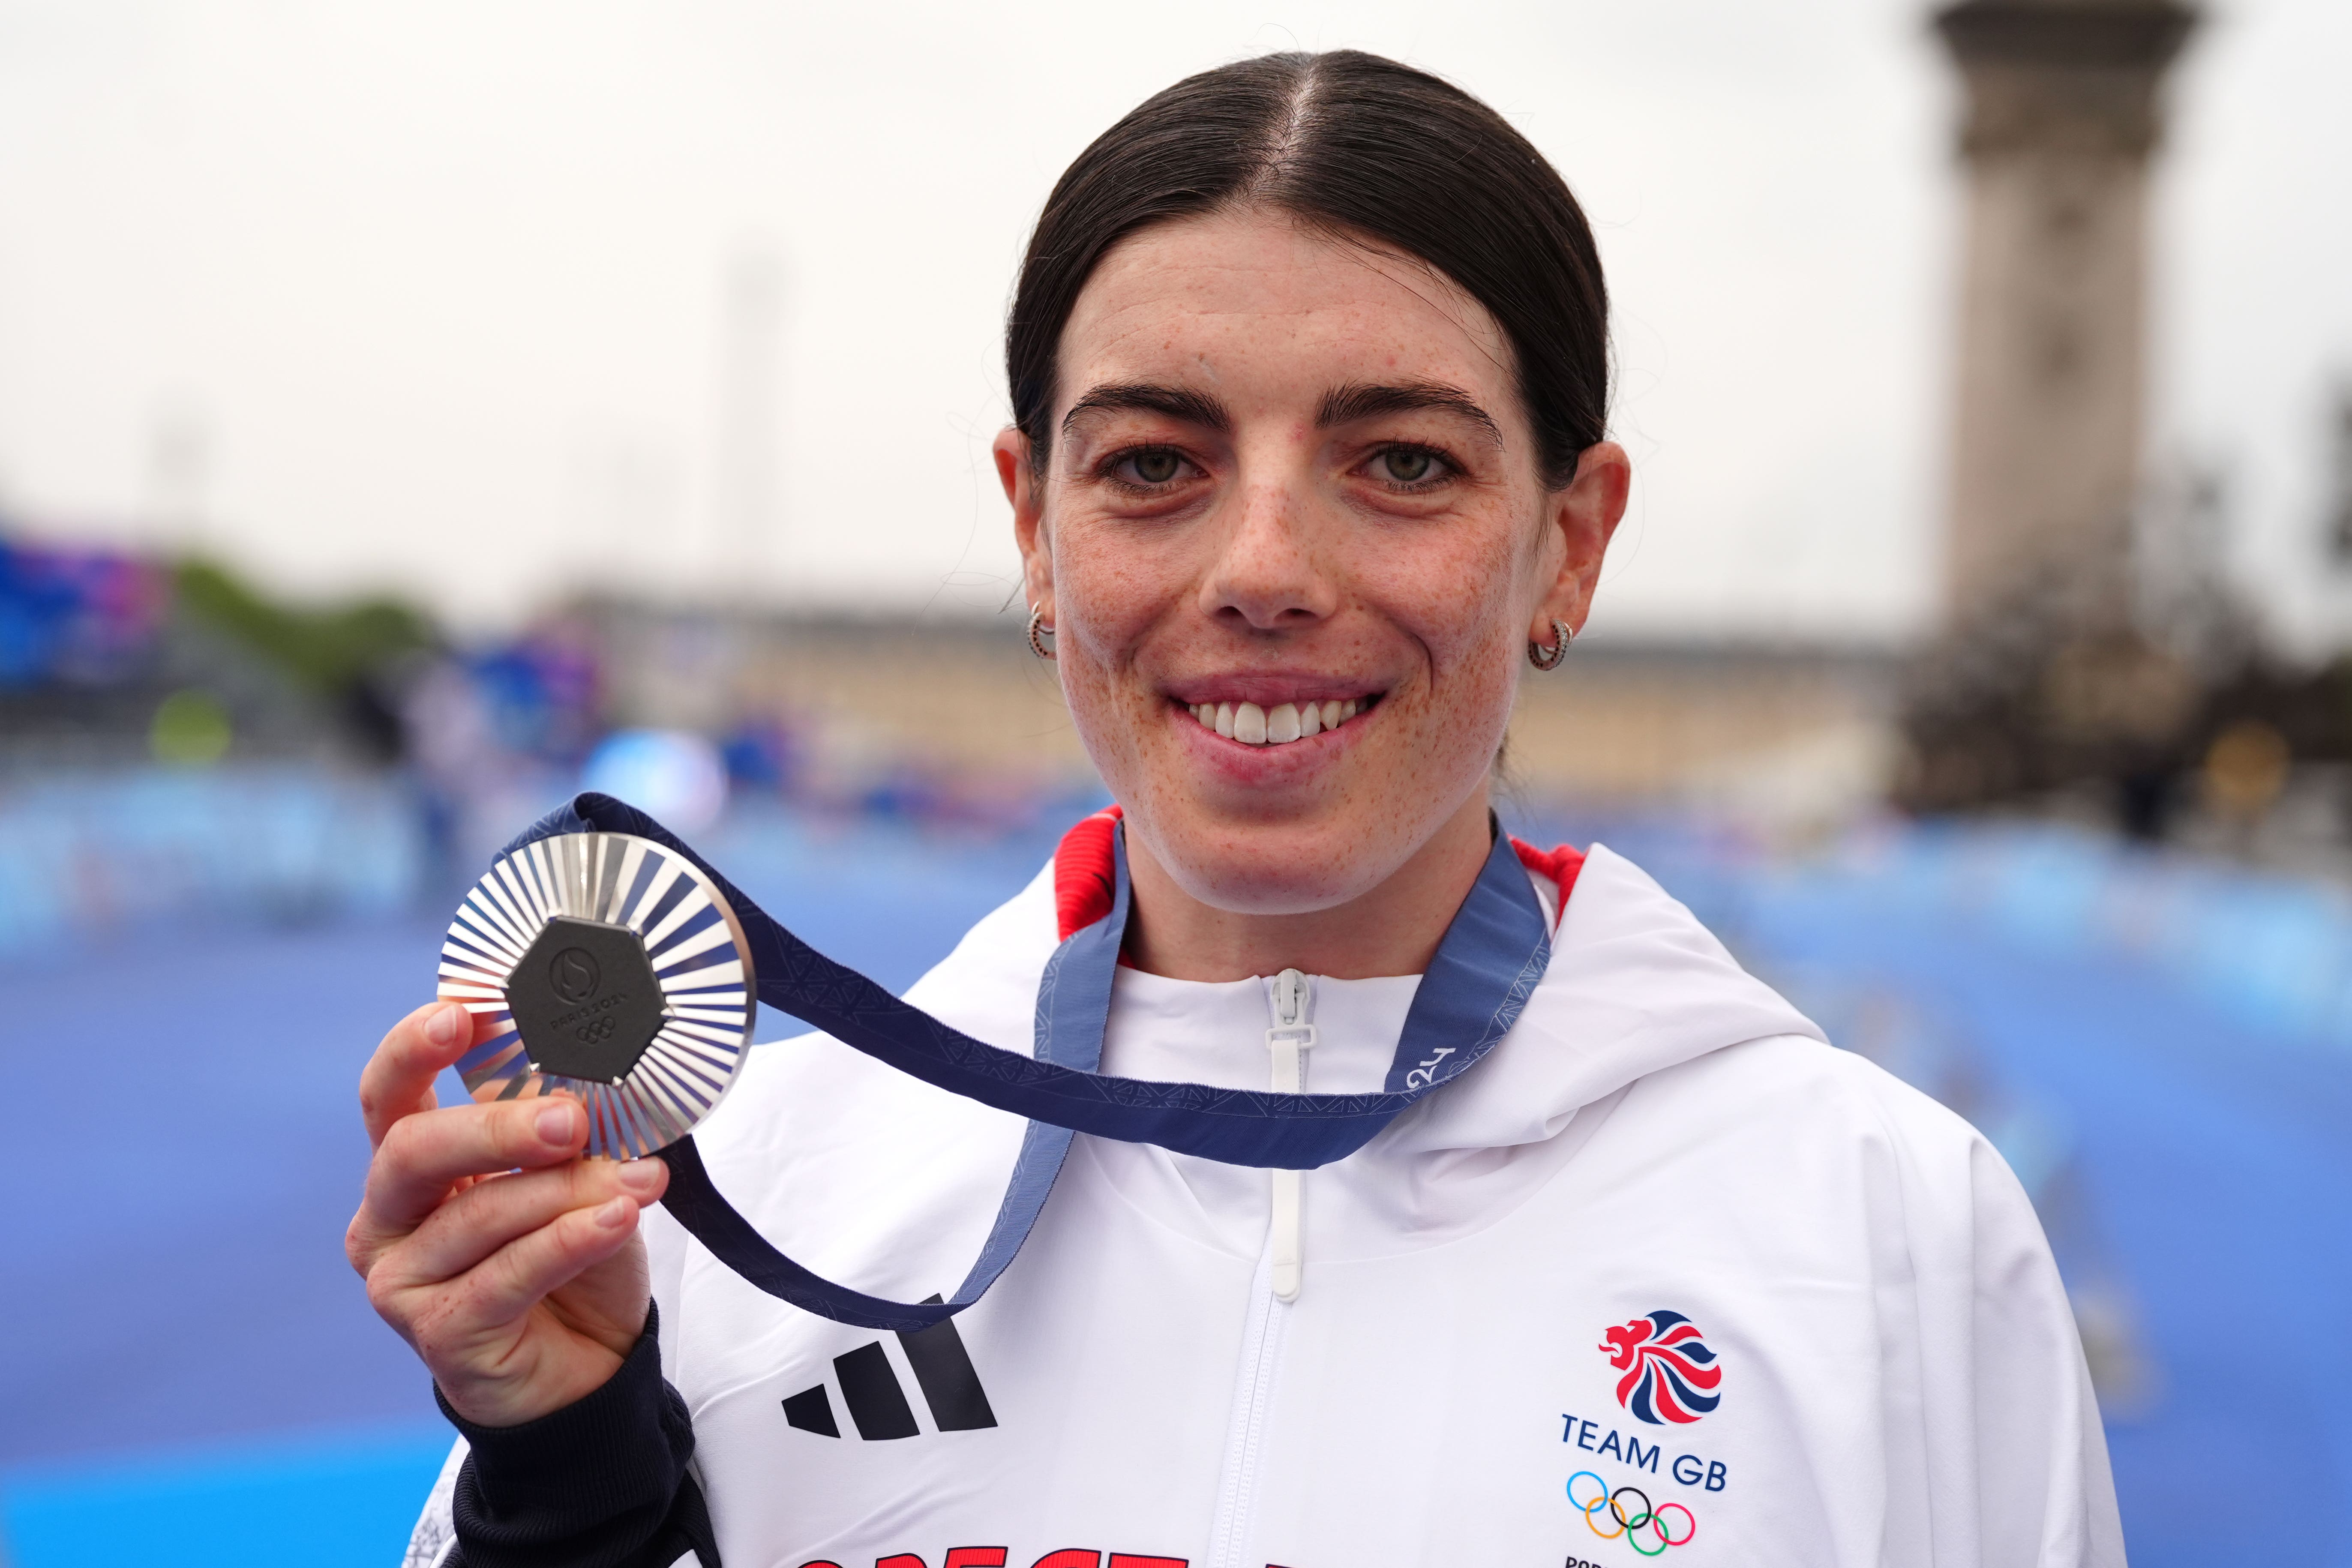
xmin=508 ymin=915 xmax=666 ymax=1083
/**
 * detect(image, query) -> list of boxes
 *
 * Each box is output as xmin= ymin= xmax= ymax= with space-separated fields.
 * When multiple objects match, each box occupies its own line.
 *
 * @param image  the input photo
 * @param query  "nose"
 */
xmin=1199 ymin=478 xmax=1339 ymax=633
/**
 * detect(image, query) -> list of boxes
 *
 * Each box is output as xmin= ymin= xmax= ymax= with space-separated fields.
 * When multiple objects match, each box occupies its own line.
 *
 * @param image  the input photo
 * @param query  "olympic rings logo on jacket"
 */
xmin=1567 ymin=1472 xmax=1698 ymax=1556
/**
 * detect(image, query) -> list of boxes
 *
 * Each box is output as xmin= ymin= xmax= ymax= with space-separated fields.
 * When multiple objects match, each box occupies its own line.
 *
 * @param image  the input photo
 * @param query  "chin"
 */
xmin=1134 ymin=802 xmax=1422 ymax=917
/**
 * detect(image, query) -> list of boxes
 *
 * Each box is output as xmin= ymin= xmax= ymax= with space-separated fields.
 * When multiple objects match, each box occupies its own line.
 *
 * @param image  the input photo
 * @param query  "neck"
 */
xmin=1120 ymin=789 xmax=1496 ymax=982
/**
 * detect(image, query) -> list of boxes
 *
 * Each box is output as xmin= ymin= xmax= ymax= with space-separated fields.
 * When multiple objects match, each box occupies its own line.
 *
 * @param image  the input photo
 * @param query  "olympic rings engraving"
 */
xmin=1566 ymin=1471 xmax=1698 ymax=1555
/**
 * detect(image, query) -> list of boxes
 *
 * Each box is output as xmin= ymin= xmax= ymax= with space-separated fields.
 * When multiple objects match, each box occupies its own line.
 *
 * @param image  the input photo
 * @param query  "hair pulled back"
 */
xmin=1007 ymin=50 xmax=1609 ymax=490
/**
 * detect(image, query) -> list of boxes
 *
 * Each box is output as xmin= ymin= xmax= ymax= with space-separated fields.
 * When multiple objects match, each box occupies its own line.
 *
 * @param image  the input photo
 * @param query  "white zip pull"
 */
xmin=1265 ymin=968 xmax=1315 ymax=1303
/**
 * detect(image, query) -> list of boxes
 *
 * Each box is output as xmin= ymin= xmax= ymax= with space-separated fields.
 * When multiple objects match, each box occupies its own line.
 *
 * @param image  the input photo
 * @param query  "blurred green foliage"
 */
xmin=174 ymin=559 xmax=436 ymax=695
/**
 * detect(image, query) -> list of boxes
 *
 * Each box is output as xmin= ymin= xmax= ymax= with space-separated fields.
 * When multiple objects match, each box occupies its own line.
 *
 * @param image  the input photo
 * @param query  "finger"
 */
xmin=392 ymin=1157 xmax=667 ymax=1287
xmin=359 ymin=1095 xmax=589 ymax=1240
xmin=359 ymin=1001 xmax=480 ymax=1148
xmin=450 ymin=1195 xmax=644 ymax=1329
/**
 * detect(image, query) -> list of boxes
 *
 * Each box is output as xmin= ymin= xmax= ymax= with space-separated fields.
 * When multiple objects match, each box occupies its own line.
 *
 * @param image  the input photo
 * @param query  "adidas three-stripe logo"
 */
xmin=784 ymin=1296 xmax=998 ymax=1439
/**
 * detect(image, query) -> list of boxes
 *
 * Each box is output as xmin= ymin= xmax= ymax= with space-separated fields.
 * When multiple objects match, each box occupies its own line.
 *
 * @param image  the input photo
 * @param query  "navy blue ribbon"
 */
xmin=504 ymin=793 xmax=1552 ymax=1330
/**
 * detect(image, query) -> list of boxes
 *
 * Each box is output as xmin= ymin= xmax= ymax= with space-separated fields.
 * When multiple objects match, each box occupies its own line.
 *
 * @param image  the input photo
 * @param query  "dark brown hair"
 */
xmin=1006 ymin=50 xmax=1609 ymax=489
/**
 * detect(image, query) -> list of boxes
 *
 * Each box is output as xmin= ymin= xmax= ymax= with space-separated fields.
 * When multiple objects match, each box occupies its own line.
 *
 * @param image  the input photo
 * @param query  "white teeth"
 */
xmin=1186 ymin=695 xmax=1371 ymax=744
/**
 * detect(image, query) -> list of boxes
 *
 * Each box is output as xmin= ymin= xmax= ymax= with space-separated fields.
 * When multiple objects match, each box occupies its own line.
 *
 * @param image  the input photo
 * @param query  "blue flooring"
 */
xmin=6 ymin=805 xmax=2347 ymax=1566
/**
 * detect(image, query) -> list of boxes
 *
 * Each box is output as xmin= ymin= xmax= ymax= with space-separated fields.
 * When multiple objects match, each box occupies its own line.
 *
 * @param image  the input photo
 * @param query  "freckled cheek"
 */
xmin=1381 ymin=556 xmax=1524 ymax=775
xmin=1054 ymin=535 xmax=1182 ymax=670
xmin=1388 ymin=561 xmax=1524 ymax=694
xmin=1048 ymin=540 xmax=1190 ymax=775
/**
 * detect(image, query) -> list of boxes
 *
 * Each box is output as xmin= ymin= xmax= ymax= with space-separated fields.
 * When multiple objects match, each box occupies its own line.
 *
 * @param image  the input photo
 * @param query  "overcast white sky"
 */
xmin=0 ymin=0 xmax=2344 ymax=645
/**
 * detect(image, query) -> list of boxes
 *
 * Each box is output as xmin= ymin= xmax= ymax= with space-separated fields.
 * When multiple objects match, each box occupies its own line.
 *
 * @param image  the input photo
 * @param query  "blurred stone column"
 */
xmin=1935 ymin=0 xmax=2196 ymax=633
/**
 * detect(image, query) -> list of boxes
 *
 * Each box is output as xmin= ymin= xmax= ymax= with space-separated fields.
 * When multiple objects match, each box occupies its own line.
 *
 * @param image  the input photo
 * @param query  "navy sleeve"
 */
xmin=436 ymin=1305 xmax=720 ymax=1568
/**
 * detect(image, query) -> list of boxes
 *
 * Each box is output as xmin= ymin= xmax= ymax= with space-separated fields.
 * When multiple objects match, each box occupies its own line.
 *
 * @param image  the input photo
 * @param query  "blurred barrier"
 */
xmin=1798 ymin=818 xmax=2352 ymax=1050
xmin=0 ymin=765 xmax=426 ymax=957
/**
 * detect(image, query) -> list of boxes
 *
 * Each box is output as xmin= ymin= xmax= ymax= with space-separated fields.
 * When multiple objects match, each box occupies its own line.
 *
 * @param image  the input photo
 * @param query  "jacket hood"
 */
xmin=1386 ymin=843 xmax=1825 ymax=1157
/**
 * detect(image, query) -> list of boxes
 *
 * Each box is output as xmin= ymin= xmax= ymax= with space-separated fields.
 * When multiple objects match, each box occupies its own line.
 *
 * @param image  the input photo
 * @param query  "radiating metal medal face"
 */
xmin=437 ymin=832 xmax=756 ymax=1159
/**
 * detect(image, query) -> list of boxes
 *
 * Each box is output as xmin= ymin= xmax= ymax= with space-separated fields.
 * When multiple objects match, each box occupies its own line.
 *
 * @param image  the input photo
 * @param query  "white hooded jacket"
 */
xmin=410 ymin=840 xmax=2123 ymax=1568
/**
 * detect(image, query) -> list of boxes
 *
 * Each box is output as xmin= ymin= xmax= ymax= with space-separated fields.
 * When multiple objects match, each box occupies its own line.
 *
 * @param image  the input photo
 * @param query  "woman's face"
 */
xmin=999 ymin=207 xmax=1626 ymax=918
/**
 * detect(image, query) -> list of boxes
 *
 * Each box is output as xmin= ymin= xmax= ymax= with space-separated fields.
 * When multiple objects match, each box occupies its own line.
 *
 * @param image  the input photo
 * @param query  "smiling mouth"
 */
xmin=1181 ymin=695 xmax=1381 ymax=748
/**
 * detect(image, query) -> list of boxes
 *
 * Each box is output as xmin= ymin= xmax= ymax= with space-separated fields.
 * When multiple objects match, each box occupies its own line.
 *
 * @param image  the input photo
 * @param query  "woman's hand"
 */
xmin=345 ymin=1001 xmax=670 ymax=1427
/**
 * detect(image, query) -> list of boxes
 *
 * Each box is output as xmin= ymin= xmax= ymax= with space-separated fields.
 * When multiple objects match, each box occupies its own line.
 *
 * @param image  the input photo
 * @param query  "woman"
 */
xmin=354 ymin=51 xmax=2121 ymax=1568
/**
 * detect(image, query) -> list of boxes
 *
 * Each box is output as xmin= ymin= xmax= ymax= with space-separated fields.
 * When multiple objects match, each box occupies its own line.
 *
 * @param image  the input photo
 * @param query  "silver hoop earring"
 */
xmin=1026 ymin=606 xmax=1056 ymax=662
xmin=1527 ymin=618 xmax=1573 ymax=671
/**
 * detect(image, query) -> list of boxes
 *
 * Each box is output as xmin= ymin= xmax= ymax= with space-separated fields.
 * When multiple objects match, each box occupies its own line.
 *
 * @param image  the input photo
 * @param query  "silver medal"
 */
xmin=437 ymin=831 xmax=756 ymax=1158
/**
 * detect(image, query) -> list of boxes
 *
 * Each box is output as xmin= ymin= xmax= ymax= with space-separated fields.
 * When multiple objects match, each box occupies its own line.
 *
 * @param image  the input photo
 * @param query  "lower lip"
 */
xmin=1172 ymin=705 xmax=1371 ymax=781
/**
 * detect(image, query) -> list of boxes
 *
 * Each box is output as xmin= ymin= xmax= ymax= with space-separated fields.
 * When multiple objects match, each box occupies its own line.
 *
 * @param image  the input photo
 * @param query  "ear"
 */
xmin=994 ymin=426 xmax=1053 ymax=618
xmin=1532 ymin=441 xmax=1631 ymax=642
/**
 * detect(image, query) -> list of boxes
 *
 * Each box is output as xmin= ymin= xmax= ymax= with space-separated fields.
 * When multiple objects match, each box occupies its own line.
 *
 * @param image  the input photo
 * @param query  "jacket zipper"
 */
xmin=1265 ymin=969 xmax=1315 ymax=1303
xmin=1204 ymin=969 xmax=1315 ymax=1568
xmin=1204 ymin=1246 xmax=1287 ymax=1568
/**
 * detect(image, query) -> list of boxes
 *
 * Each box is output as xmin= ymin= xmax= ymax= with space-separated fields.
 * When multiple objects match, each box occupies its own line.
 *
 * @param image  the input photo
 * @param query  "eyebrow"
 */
xmin=1057 ymin=377 xmax=1505 ymax=450
xmin=1317 ymin=381 xmax=1504 ymax=449
xmin=1061 ymin=383 xmax=1233 ymax=435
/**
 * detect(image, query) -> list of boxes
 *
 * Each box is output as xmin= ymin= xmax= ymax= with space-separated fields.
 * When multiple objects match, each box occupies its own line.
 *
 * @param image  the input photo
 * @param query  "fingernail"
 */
xmin=595 ymin=1196 xmax=633 ymax=1228
xmin=618 ymin=1160 xmax=663 ymax=1194
xmin=537 ymin=1103 xmax=581 ymax=1142
xmin=428 ymin=1005 xmax=466 ymax=1049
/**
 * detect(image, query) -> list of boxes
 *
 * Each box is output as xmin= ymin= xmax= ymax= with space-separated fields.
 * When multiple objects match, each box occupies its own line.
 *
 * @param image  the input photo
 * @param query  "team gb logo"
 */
xmin=1601 ymin=1309 xmax=1722 ymax=1425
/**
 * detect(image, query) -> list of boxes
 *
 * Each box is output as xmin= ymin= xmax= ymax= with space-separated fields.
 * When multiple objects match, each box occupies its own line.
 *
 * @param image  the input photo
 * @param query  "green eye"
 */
xmin=1380 ymin=448 xmax=1435 ymax=483
xmin=1129 ymin=450 xmax=1181 ymax=483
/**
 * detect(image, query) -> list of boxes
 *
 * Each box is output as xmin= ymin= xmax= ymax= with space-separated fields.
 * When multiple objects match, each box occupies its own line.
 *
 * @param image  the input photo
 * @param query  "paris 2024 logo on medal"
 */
xmin=1601 ymin=1309 xmax=1722 ymax=1425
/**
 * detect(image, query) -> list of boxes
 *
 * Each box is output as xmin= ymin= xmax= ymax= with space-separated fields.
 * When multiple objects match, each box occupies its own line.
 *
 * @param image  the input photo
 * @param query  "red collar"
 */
xmin=1051 ymin=804 xmax=1584 ymax=943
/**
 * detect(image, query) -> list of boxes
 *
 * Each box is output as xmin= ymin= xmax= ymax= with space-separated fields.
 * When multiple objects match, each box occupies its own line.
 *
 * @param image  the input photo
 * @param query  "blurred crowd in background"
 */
xmin=0 ymin=527 xmax=1109 ymax=959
